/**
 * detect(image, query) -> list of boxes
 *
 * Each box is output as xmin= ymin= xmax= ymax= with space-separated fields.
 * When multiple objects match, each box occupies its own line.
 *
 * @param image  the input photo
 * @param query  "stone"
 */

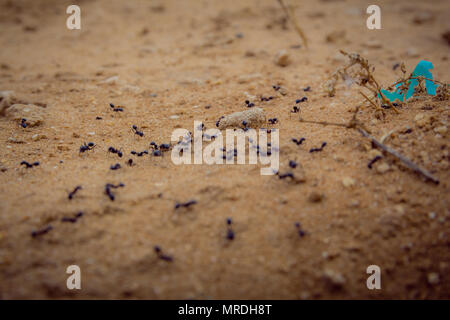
xmin=433 ymin=126 xmax=447 ymax=135
xmin=427 ymin=272 xmax=440 ymax=285
xmin=32 ymin=134 xmax=47 ymax=141
xmin=376 ymin=163 xmax=390 ymax=174
xmin=412 ymin=12 xmax=435 ymax=25
xmin=100 ymin=75 xmax=119 ymax=84
xmin=414 ymin=113 xmax=431 ymax=127
xmin=237 ymin=73 xmax=262 ymax=84
xmin=274 ymin=50 xmax=291 ymax=67
xmin=5 ymin=104 xmax=46 ymax=127
xmin=323 ymin=269 xmax=346 ymax=288
xmin=217 ymin=107 xmax=265 ymax=130
xmin=308 ymin=191 xmax=323 ymax=203
xmin=342 ymin=176 xmax=356 ymax=188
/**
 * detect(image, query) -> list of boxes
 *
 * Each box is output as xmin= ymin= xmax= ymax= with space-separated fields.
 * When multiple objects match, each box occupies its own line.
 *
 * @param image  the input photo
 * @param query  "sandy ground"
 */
xmin=0 ymin=0 xmax=449 ymax=299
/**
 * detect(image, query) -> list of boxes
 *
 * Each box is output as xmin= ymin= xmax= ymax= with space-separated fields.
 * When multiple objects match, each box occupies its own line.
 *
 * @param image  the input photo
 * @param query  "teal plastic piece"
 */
xmin=380 ymin=60 xmax=438 ymax=102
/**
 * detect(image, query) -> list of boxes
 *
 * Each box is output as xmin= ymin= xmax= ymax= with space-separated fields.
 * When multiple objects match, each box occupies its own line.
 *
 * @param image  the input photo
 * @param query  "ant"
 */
xmin=296 ymin=97 xmax=307 ymax=103
xmin=303 ymin=86 xmax=311 ymax=92
xmin=132 ymin=125 xmax=144 ymax=137
xmin=278 ymin=172 xmax=295 ymax=180
xmin=295 ymin=222 xmax=306 ymax=238
xmin=108 ymin=147 xmax=123 ymax=158
xmin=261 ymin=96 xmax=274 ymax=102
xmin=309 ymin=142 xmax=327 ymax=153
xmin=273 ymin=85 xmax=281 ymax=91
xmin=174 ymin=200 xmax=197 ymax=210
xmin=20 ymin=161 xmax=40 ymax=168
xmin=154 ymin=246 xmax=173 ymax=262
xmin=110 ymin=163 xmax=121 ymax=170
xmin=159 ymin=143 xmax=170 ymax=151
xmin=68 ymin=185 xmax=82 ymax=199
xmin=31 ymin=225 xmax=53 ymax=238
xmin=127 ymin=158 xmax=133 ymax=166
xmin=131 ymin=150 xmax=148 ymax=157
xmin=291 ymin=106 xmax=299 ymax=113
xmin=268 ymin=118 xmax=278 ymax=124
xmin=105 ymin=183 xmax=125 ymax=201
xmin=109 ymin=103 xmax=123 ymax=112
xmin=61 ymin=211 xmax=83 ymax=223
xmin=289 ymin=160 xmax=297 ymax=169
xmin=20 ymin=118 xmax=27 ymax=128
xmin=150 ymin=142 xmax=158 ymax=150
xmin=226 ymin=218 xmax=234 ymax=240
xmin=216 ymin=116 xmax=225 ymax=127
xmin=291 ymin=137 xmax=305 ymax=145
xmin=368 ymin=155 xmax=382 ymax=169
xmin=79 ymin=142 xmax=95 ymax=153
xmin=245 ymin=100 xmax=255 ymax=108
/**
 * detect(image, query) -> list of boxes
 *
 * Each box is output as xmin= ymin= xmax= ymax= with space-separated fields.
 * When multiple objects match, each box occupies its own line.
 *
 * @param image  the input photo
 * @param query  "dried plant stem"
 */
xmin=299 ymin=117 xmax=440 ymax=184
xmin=357 ymin=128 xmax=439 ymax=184
xmin=277 ymin=0 xmax=308 ymax=48
xmin=359 ymin=91 xmax=382 ymax=111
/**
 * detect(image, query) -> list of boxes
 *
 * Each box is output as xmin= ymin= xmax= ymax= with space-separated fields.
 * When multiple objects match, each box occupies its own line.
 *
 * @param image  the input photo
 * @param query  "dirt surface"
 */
xmin=0 ymin=0 xmax=449 ymax=299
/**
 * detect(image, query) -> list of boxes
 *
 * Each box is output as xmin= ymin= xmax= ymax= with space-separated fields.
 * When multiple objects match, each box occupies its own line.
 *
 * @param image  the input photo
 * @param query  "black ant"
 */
xmin=154 ymin=246 xmax=173 ymax=262
xmin=79 ymin=142 xmax=95 ymax=153
xmin=105 ymin=183 xmax=125 ymax=201
xmin=278 ymin=172 xmax=294 ymax=180
xmin=96 ymin=116 xmax=103 ymax=120
xmin=295 ymin=222 xmax=306 ymax=238
xmin=226 ymin=218 xmax=234 ymax=240
xmin=150 ymin=142 xmax=158 ymax=150
xmin=159 ymin=143 xmax=170 ymax=151
xmin=291 ymin=137 xmax=305 ymax=145
xmin=68 ymin=185 xmax=82 ymax=199
xmin=303 ymin=86 xmax=311 ymax=92
xmin=110 ymin=163 xmax=121 ymax=170
xmin=174 ymin=200 xmax=197 ymax=210
xmin=368 ymin=155 xmax=382 ymax=169
xmin=132 ymin=125 xmax=144 ymax=137
xmin=61 ymin=211 xmax=83 ymax=223
xmin=108 ymin=147 xmax=123 ymax=158
xmin=31 ymin=225 xmax=53 ymax=238
xmin=309 ymin=142 xmax=327 ymax=153
xmin=152 ymin=150 xmax=162 ymax=157
xmin=20 ymin=161 xmax=40 ymax=168
xmin=20 ymin=118 xmax=27 ymax=128
xmin=296 ymin=97 xmax=307 ymax=103
xmin=268 ymin=118 xmax=278 ymax=124
xmin=131 ymin=150 xmax=148 ymax=157
xmin=289 ymin=160 xmax=297 ymax=169
xmin=109 ymin=103 xmax=123 ymax=112
xmin=127 ymin=158 xmax=133 ymax=166
xmin=216 ymin=116 xmax=225 ymax=127
xmin=261 ymin=96 xmax=274 ymax=102
xmin=291 ymin=106 xmax=299 ymax=113
xmin=245 ymin=100 xmax=255 ymax=107
xmin=273 ymin=85 xmax=281 ymax=91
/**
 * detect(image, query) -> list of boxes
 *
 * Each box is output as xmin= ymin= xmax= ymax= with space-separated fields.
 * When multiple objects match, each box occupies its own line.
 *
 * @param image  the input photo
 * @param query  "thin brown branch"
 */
xmin=357 ymin=128 xmax=439 ymax=184
xmin=277 ymin=0 xmax=308 ymax=48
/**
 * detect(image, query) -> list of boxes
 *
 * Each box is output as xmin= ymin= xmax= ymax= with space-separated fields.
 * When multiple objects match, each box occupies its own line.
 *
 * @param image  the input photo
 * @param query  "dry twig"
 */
xmin=277 ymin=0 xmax=308 ymax=48
xmin=299 ymin=110 xmax=440 ymax=184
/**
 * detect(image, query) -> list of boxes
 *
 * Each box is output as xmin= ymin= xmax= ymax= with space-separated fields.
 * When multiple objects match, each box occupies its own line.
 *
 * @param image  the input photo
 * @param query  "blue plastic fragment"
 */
xmin=380 ymin=60 xmax=438 ymax=102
